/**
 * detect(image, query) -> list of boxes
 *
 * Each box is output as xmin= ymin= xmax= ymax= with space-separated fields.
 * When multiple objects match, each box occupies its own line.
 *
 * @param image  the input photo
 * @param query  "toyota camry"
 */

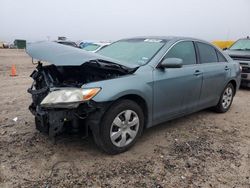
xmin=26 ymin=37 xmax=241 ymax=154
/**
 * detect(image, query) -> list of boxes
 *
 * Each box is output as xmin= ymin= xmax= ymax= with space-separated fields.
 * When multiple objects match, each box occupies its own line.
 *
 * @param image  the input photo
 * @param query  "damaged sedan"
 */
xmin=27 ymin=37 xmax=241 ymax=154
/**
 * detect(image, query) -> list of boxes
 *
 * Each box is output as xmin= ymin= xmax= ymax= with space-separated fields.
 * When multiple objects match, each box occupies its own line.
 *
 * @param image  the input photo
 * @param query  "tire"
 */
xmin=92 ymin=99 xmax=144 ymax=154
xmin=214 ymin=83 xmax=235 ymax=113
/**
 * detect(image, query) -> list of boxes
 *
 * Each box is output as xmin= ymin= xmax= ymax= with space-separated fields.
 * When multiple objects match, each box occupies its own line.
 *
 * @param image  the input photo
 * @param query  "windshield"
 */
xmin=229 ymin=39 xmax=250 ymax=50
xmin=97 ymin=39 xmax=165 ymax=65
xmin=82 ymin=43 xmax=100 ymax=51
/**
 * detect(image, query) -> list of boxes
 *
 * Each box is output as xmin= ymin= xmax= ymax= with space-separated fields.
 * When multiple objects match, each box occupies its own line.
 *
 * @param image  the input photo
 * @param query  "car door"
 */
xmin=153 ymin=41 xmax=203 ymax=125
xmin=195 ymin=42 xmax=230 ymax=108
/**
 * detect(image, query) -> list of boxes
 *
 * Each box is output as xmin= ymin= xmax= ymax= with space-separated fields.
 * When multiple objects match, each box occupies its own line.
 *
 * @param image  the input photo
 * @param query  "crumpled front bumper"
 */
xmin=29 ymin=100 xmax=110 ymax=139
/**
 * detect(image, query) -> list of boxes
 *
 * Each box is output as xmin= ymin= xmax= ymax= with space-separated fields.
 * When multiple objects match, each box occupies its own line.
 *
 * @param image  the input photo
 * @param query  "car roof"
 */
xmin=119 ymin=36 xmax=208 ymax=43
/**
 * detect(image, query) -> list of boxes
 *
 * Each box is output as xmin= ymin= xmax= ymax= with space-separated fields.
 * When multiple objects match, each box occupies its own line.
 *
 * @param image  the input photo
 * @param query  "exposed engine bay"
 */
xmin=28 ymin=60 xmax=136 ymax=140
xmin=32 ymin=60 xmax=133 ymax=89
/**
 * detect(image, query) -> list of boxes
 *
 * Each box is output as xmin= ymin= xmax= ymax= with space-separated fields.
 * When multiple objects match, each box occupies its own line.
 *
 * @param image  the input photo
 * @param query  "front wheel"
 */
xmin=214 ymin=83 xmax=235 ymax=113
xmin=92 ymin=100 xmax=144 ymax=154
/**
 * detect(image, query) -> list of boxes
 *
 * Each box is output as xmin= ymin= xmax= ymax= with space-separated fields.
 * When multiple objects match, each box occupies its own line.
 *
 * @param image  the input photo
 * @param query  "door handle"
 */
xmin=193 ymin=70 xmax=202 ymax=76
xmin=225 ymin=66 xmax=230 ymax=71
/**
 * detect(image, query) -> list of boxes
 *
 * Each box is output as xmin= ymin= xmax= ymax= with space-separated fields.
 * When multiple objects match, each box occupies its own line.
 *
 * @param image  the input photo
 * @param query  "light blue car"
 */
xmin=26 ymin=37 xmax=241 ymax=154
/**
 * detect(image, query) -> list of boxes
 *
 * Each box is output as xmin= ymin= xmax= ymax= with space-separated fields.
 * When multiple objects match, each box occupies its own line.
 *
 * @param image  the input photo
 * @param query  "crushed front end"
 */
xmin=28 ymin=87 xmax=105 ymax=139
xmin=26 ymin=41 xmax=136 ymax=141
xmin=27 ymin=62 xmax=128 ymax=139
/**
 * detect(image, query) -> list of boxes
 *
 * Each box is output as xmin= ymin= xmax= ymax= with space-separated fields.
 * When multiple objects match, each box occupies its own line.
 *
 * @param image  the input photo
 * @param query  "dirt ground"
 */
xmin=0 ymin=49 xmax=249 ymax=188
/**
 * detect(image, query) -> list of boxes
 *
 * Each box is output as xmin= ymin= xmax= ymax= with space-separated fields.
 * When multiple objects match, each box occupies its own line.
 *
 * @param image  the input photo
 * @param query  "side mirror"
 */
xmin=223 ymin=47 xmax=228 ymax=51
xmin=159 ymin=58 xmax=183 ymax=69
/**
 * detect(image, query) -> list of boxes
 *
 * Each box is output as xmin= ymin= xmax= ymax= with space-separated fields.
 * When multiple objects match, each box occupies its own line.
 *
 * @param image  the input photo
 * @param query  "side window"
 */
xmin=216 ymin=50 xmax=227 ymax=62
xmin=164 ymin=41 xmax=196 ymax=65
xmin=197 ymin=42 xmax=218 ymax=63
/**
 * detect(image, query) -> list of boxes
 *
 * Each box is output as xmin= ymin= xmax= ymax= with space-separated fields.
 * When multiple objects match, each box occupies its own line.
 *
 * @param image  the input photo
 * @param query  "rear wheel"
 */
xmin=92 ymin=100 xmax=144 ymax=154
xmin=214 ymin=83 xmax=235 ymax=113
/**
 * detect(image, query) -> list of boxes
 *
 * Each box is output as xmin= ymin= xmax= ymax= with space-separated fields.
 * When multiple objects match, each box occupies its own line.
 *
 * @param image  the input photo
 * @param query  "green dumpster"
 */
xmin=14 ymin=39 xmax=26 ymax=49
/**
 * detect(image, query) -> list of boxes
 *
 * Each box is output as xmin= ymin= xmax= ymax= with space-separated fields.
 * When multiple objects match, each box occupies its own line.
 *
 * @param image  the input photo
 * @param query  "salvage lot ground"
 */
xmin=0 ymin=49 xmax=249 ymax=188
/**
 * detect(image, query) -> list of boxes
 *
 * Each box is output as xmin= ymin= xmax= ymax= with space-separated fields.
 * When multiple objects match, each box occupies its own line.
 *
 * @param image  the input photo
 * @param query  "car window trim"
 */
xmin=193 ymin=41 xmax=201 ymax=64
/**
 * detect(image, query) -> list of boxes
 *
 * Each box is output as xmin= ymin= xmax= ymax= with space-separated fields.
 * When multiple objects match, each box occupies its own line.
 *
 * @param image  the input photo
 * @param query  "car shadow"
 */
xmin=50 ymin=109 xmax=213 ymax=157
xmin=140 ymin=109 xmax=211 ymax=141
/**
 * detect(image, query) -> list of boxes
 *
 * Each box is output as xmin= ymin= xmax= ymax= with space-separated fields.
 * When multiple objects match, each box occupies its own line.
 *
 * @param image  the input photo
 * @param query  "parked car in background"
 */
xmin=26 ymin=37 xmax=241 ymax=154
xmin=224 ymin=37 xmax=250 ymax=87
xmin=3 ymin=43 xmax=9 ymax=48
xmin=0 ymin=42 xmax=10 ymax=48
xmin=55 ymin=40 xmax=78 ymax=48
xmin=79 ymin=42 xmax=110 ymax=52
xmin=9 ymin=44 xmax=17 ymax=49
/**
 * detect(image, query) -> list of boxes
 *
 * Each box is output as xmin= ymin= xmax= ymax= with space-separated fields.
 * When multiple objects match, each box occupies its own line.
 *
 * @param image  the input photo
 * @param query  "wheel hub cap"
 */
xmin=110 ymin=110 xmax=139 ymax=147
xmin=222 ymin=87 xmax=233 ymax=109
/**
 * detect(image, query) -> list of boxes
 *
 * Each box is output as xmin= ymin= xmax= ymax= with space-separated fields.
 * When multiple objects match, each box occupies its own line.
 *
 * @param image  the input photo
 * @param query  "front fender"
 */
xmin=83 ymin=65 xmax=154 ymax=127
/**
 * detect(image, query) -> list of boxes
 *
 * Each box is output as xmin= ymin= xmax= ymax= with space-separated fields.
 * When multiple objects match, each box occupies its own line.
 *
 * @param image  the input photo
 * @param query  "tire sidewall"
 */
xmin=99 ymin=100 xmax=144 ymax=154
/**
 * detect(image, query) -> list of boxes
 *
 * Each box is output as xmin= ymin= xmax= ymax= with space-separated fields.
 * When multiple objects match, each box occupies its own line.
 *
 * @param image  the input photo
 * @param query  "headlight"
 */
xmin=41 ymin=87 xmax=101 ymax=107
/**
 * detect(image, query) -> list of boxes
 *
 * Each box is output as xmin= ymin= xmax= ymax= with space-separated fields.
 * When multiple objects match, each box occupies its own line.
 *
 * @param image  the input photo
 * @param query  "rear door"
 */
xmin=153 ymin=41 xmax=203 ymax=125
xmin=195 ymin=42 xmax=230 ymax=108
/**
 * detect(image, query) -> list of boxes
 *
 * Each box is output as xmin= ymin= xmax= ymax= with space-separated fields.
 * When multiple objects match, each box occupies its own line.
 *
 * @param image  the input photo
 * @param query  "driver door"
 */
xmin=153 ymin=41 xmax=203 ymax=125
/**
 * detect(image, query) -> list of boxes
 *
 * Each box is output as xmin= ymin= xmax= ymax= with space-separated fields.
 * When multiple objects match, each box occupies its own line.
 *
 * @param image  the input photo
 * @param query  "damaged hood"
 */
xmin=26 ymin=41 xmax=137 ymax=68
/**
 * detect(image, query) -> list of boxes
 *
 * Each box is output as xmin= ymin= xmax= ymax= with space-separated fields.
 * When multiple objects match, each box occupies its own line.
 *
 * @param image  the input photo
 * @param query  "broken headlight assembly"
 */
xmin=40 ymin=87 xmax=101 ymax=108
